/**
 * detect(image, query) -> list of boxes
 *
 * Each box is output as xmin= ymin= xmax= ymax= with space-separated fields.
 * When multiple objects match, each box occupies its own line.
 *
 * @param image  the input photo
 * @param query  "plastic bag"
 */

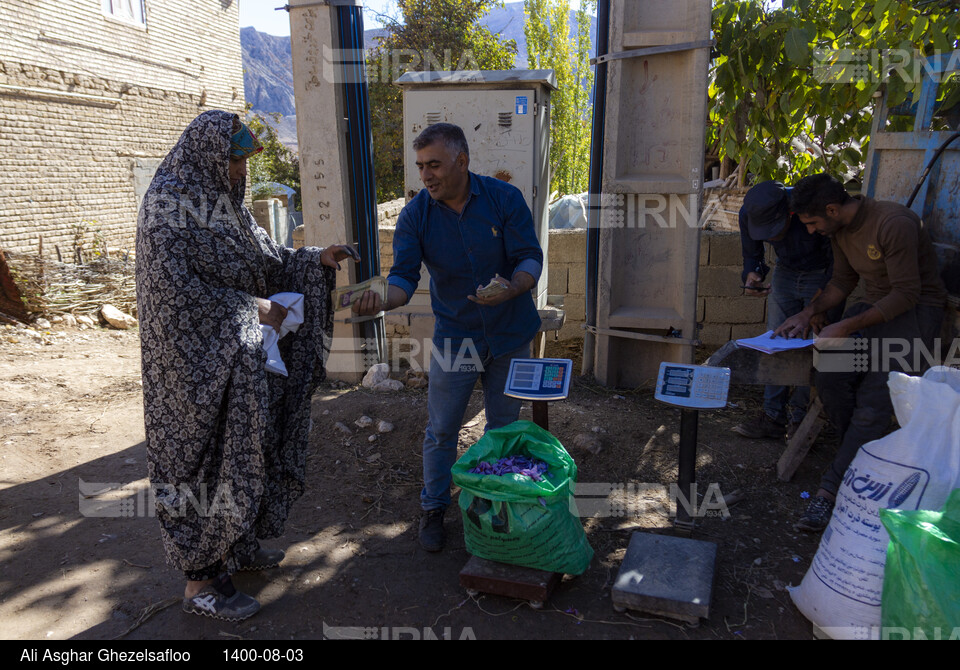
xmin=790 ymin=366 xmax=960 ymax=639
xmin=451 ymin=420 xmax=593 ymax=575
xmin=879 ymin=488 xmax=960 ymax=639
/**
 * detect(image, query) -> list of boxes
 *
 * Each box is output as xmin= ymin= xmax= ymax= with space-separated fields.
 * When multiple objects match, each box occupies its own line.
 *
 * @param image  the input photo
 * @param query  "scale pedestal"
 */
xmin=456 ymin=359 xmax=573 ymax=607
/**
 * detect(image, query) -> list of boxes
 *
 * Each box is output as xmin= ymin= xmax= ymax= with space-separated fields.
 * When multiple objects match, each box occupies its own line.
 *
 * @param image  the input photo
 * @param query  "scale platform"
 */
xmin=611 ymin=532 xmax=717 ymax=625
xmin=459 ymin=556 xmax=562 ymax=609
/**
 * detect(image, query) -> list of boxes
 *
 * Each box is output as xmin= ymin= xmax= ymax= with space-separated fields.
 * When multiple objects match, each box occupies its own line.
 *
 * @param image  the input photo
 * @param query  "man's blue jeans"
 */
xmin=764 ymin=266 xmax=837 ymax=424
xmin=420 ymin=341 xmax=530 ymax=511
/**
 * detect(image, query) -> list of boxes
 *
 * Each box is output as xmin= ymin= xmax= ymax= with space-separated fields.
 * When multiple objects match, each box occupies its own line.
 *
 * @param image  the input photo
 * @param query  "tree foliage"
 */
xmin=710 ymin=0 xmax=960 ymax=186
xmin=368 ymin=0 xmax=518 ymax=202
xmin=246 ymin=110 xmax=302 ymax=209
xmin=524 ymin=0 xmax=595 ymax=196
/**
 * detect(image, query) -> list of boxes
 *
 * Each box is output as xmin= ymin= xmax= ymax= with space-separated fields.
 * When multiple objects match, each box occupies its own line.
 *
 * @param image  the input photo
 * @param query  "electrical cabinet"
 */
xmin=396 ymin=70 xmax=556 ymax=309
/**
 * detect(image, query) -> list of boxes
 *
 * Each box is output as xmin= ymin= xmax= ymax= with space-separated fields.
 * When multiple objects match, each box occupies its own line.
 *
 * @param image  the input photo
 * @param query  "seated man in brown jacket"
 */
xmin=774 ymin=173 xmax=947 ymax=532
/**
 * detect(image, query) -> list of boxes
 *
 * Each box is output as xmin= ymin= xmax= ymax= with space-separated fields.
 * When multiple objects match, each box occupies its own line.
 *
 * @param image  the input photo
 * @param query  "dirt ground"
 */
xmin=0 ymin=322 xmax=834 ymax=640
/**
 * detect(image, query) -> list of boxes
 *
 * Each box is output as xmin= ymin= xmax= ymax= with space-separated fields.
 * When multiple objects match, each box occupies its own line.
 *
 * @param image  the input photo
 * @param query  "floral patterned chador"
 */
xmin=135 ymin=110 xmax=335 ymax=576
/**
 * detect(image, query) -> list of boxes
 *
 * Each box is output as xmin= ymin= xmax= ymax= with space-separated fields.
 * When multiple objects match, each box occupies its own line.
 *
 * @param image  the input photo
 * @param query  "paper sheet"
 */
xmin=736 ymin=330 xmax=815 ymax=354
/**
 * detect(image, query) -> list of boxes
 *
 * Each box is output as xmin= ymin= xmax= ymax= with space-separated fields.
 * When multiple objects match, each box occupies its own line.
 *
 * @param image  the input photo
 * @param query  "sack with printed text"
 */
xmin=790 ymin=367 xmax=960 ymax=639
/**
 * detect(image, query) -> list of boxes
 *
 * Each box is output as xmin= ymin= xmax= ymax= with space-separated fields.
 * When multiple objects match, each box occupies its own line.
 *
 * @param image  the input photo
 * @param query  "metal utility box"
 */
xmin=395 ymin=70 xmax=557 ymax=309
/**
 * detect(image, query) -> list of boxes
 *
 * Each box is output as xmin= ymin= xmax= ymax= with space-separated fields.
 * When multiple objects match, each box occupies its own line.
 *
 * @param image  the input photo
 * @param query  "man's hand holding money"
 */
xmin=467 ymin=272 xmax=535 ymax=308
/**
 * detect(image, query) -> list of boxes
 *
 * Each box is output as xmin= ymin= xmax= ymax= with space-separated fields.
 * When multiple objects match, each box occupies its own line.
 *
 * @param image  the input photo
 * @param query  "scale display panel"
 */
xmin=504 ymin=358 xmax=573 ymax=401
xmin=655 ymin=363 xmax=731 ymax=409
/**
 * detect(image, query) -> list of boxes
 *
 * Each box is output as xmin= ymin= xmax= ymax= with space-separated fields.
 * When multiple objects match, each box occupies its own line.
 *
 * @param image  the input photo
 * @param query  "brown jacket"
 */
xmin=827 ymin=196 xmax=947 ymax=320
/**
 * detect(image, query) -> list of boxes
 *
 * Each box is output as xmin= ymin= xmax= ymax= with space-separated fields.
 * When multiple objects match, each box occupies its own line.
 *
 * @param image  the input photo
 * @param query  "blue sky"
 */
xmin=239 ymin=0 xmax=397 ymax=36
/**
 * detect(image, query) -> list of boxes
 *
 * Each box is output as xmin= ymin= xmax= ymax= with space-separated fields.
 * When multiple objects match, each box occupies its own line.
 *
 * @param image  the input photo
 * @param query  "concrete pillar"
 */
xmin=288 ymin=0 xmax=366 ymax=381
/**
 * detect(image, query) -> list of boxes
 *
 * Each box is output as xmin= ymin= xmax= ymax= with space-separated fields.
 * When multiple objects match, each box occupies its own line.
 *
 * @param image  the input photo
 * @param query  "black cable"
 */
xmin=906 ymin=130 xmax=960 ymax=208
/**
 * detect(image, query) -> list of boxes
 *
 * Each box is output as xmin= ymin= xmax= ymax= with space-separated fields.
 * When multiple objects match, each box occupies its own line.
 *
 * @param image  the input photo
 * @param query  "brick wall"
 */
xmin=0 ymin=0 xmax=245 ymax=258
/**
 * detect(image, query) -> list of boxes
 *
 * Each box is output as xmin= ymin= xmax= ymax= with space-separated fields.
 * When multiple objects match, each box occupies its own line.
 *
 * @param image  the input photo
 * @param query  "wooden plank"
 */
xmin=777 ymin=396 xmax=826 ymax=482
xmin=459 ymin=556 xmax=561 ymax=604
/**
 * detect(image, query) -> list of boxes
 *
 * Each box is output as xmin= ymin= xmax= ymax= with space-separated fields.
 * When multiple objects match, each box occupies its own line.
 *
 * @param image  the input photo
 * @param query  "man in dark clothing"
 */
xmin=732 ymin=180 xmax=836 ymax=441
xmin=775 ymin=173 xmax=947 ymax=532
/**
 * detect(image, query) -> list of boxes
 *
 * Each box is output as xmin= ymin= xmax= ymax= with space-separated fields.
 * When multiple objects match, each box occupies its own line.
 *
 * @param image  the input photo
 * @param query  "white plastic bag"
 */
xmin=790 ymin=366 xmax=960 ymax=639
xmin=261 ymin=292 xmax=304 ymax=376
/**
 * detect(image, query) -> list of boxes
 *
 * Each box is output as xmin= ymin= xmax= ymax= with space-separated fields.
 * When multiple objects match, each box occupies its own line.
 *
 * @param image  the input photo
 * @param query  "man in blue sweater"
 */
xmin=353 ymin=123 xmax=543 ymax=552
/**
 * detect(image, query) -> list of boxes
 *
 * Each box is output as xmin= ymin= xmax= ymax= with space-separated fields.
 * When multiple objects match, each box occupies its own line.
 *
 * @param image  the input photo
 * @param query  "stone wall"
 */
xmin=0 ymin=0 xmax=245 ymax=258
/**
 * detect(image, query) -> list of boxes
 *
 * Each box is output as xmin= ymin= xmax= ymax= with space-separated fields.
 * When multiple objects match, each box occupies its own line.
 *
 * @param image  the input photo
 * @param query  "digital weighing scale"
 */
xmin=610 ymin=362 xmax=730 ymax=624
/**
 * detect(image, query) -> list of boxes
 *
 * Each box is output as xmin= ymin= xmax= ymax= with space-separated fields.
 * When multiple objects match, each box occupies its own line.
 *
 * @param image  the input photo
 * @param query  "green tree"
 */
xmin=524 ymin=0 xmax=595 ymax=196
xmin=246 ymin=110 xmax=302 ymax=209
xmin=368 ymin=0 xmax=517 ymax=202
xmin=709 ymin=0 xmax=959 ymax=186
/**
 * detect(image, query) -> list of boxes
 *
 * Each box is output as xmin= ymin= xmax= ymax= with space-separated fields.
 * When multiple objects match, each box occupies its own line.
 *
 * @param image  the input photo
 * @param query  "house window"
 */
xmin=102 ymin=0 xmax=146 ymax=27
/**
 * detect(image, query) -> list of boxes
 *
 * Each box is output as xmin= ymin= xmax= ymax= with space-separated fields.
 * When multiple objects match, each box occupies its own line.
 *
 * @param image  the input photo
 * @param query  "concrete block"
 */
xmin=698 ymin=323 xmax=731 ymax=347
xmin=564 ymin=296 xmax=585 ymax=322
xmin=558 ymin=322 xmax=583 ymax=340
xmin=547 ymin=229 xmax=586 ymax=262
xmin=703 ymin=296 xmax=765 ymax=324
xmin=696 ymin=297 xmax=704 ymax=322
xmin=696 ymin=266 xmax=742 ymax=297
xmin=378 ymin=226 xmax=395 ymax=244
xmin=707 ymin=231 xmax=743 ymax=267
xmin=730 ymin=323 xmax=767 ymax=340
xmin=698 ymin=232 xmax=710 ymax=266
xmin=567 ymin=263 xmax=586 ymax=295
xmin=548 ymin=265 xmax=568 ymax=295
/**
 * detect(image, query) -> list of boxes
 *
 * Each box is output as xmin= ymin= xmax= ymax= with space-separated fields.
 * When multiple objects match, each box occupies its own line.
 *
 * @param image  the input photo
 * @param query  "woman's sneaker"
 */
xmin=238 ymin=547 xmax=285 ymax=571
xmin=183 ymin=575 xmax=260 ymax=621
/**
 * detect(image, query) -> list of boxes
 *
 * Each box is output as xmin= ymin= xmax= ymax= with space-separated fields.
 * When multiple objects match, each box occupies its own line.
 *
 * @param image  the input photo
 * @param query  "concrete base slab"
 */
xmin=611 ymin=532 xmax=717 ymax=624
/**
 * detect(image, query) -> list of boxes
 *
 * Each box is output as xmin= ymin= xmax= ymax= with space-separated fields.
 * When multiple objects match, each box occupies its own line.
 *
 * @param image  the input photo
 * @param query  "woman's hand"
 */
xmin=258 ymin=298 xmax=288 ymax=333
xmin=321 ymin=245 xmax=361 ymax=270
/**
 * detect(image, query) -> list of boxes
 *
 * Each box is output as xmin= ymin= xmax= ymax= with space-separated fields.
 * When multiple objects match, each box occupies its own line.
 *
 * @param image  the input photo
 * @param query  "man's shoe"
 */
xmin=419 ymin=508 xmax=446 ymax=552
xmin=731 ymin=412 xmax=786 ymax=439
xmin=238 ymin=547 xmax=285 ymax=571
xmin=795 ymin=495 xmax=835 ymax=532
xmin=183 ymin=575 xmax=260 ymax=621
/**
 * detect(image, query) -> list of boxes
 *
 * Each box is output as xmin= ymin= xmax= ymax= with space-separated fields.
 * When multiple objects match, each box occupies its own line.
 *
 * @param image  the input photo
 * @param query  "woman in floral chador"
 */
xmin=136 ymin=110 xmax=354 ymax=620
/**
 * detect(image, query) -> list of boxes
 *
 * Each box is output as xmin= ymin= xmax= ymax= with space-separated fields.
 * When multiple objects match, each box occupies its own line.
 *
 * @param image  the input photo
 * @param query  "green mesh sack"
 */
xmin=879 ymin=488 xmax=960 ymax=639
xmin=451 ymin=420 xmax=593 ymax=575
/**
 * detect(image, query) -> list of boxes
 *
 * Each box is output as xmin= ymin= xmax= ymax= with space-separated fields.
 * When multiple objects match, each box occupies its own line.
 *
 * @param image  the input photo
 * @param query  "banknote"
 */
xmin=332 ymin=276 xmax=387 ymax=311
xmin=476 ymin=276 xmax=510 ymax=298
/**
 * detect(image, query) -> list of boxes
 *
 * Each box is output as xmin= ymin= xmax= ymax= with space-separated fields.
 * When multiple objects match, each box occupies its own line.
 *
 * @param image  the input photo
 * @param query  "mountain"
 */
xmin=241 ymin=2 xmax=598 ymax=152
xmin=241 ymin=26 xmax=295 ymax=117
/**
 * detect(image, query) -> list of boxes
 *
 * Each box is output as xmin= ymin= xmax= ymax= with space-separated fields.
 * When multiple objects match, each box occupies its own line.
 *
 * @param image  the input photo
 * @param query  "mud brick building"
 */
xmin=0 ymin=0 xmax=245 ymax=258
